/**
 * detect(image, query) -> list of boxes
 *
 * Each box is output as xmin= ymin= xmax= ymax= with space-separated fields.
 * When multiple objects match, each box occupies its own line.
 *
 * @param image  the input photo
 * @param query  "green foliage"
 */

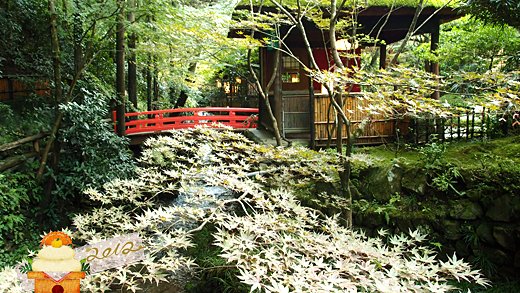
xmin=133 ymin=0 xmax=240 ymax=108
xmin=473 ymin=153 xmax=520 ymax=192
xmin=419 ymin=140 xmax=465 ymax=195
xmin=0 ymin=171 xmax=41 ymax=267
xmin=184 ymin=225 xmax=249 ymax=293
xmin=0 ymin=0 xmax=52 ymax=75
xmin=414 ymin=17 xmax=520 ymax=73
xmin=354 ymin=193 xmax=403 ymax=224
xmin=0 ymin=104 xmax=15 ymax=145
xmin=419 ymin=139 xmax=447 ymax=169
xmin=463 ymin=0 xmax=520 ymax=29
xmin=0 ymin=101 xmax=52 ymax=145
xmin=55 ymin=88 xmax=136 ymax=202
xmin=431 ymin=165 xmax=463 ymax=193
xmin=455 ymin=280 xmax=520 ymax=293
xmin=470 ymin=251 xmax=498 ymax=278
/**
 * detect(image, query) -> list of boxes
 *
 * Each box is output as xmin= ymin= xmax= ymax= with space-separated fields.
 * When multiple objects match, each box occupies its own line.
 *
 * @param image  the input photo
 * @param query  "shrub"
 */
xmin=0 ymin=171 xmax=41 ymax=267
xmin=54 ymin=88 xmax=136 ymax=202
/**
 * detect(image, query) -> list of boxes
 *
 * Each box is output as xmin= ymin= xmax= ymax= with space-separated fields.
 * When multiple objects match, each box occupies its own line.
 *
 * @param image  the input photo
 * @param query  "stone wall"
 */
xmin=350 ymin=160 xmax=520 ymax=278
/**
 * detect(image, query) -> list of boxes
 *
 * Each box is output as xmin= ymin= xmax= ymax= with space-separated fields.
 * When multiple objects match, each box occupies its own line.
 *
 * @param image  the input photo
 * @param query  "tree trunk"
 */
xmin=270 ymin=0 xmax=355 ymax=226
xmin=153 ymin=64 xmax=159 ymax=109
xmin=73 ymin=18 xmax=83 ymax=78
xmin=430 ymin=18 xmax=440 ymax=99
xmin=379 ymin=44 xmax=387 ymax=69
xmin=390 ymin=0 xmax=424 ymax=65
xmin=37 ymin=0 xmax=62 ymax=181
xmin=115 ymin=0 xmax=126 ymax=136
xmin=49 ymin=0 xmax=62 ymax=105
xmin=127 ymin=0 xmax=137 ymax=108
xmin=247 ymin=48 xmax=282 ymax=146
xmin=146 ymin=56 xmax=152 ymax=111
xmin=174 ymin=61 xmax=198 ymax=108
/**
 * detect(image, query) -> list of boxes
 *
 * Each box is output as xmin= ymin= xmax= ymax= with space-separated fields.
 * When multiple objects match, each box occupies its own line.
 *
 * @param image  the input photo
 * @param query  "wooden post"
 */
xmin=379 ymin=44 xmax=387 ymax=69
xmin=486 ymin=109 xmax=492 ymax=137
xmin=471 ymin=108 xmax=475 ymax=139
xmin=430 ymin=18 xmax=440 ymax=100
xmin=481 ymin=107 xmax=486 ymax=138
xmin=457 ymin=114 xmax=461 ymax=139
xmin=450 ymin=115 xmax=454 ymax=141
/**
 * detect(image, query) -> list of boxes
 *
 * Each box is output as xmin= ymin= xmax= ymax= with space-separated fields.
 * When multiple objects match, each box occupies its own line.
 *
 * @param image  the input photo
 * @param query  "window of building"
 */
xmin=282 ymin=56 xmax=300 ymax=83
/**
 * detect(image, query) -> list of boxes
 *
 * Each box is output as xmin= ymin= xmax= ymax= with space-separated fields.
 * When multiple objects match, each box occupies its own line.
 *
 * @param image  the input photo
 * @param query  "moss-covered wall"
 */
xmin=346 ymin=138 xmax=520 ymax=278
xmin=299 ymin=137 xmax=520 ymax=279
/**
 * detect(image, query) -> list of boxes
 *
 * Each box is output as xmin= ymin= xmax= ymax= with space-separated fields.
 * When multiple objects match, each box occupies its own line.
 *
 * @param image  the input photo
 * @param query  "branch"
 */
xmin=390 ymin=0 xmax=424 ymax=65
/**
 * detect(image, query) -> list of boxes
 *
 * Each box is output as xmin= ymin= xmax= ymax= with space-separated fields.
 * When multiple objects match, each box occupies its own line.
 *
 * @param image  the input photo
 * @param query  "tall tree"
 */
xmin=115 ymin=0 xmax=126 ymax=136
xmin=128 ymin=0 xmax=137 ymax=108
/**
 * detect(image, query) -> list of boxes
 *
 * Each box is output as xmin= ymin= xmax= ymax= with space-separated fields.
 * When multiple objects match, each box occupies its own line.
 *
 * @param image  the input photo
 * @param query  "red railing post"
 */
xmin=230 ymin=111 xmax=236 ymax=126
xmin=156 ymin=114 xmax=162 ymax=129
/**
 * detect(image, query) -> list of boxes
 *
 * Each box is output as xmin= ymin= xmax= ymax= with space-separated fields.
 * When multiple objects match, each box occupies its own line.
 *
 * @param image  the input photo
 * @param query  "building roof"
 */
xmin=236 ymin=0 xmax=458 ymax=9
xmin=230 ymin=1 xmax=463 ymax=45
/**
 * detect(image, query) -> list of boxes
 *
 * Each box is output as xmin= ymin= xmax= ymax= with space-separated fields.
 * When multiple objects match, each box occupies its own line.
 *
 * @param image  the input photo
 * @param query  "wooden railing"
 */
xmin=113 ymin=107 xmax=259 ymax=135
xmin=0 ymin=133 xmax=48 ymax=172
xmin=407 ymin=107 xmax=520 ymax=144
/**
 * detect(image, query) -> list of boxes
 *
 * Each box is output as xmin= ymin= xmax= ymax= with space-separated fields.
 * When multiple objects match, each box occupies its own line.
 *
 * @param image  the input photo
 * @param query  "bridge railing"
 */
xmin=113 ymin=107 xmax=259 ymax=135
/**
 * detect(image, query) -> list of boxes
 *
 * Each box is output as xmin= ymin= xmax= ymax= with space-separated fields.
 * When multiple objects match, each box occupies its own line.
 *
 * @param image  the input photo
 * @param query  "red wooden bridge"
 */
xmin=113 ymin=107 xmax=258 ymax=139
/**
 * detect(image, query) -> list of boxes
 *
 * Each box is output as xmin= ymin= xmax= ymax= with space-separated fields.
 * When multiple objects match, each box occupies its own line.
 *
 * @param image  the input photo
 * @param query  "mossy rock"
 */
xmin=481 ymin=247 xmax=510 ymax=266
xmin=486 ymin=195 xmax=513 ymax=222
xmin=493 ymin=226 xmax=517 ymax=251
xmin=401 ymin=167 xmax=428 ymax=196
xmin=442 ymin=220 xmax=462 ymax=240
xmin=512 ymin=195 xmax=520 ymax=221
xmin=476 ymin=222 xmax=496 ymax=245
xmin=357 ymin=163 xmax=402 ymax=202
xmin=465 ymin=185 xmax=495 ymax=201
xmin=448 ymin=199 xmax=483 ymax=220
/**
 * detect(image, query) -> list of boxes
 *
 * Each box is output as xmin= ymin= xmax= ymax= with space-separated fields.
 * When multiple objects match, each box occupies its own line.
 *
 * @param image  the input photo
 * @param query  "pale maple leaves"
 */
xmin=0 ymin=127 xmax=489 ymax=292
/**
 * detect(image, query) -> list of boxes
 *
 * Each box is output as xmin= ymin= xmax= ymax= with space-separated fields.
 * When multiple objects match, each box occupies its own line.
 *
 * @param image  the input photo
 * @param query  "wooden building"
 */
xmin=229 ymin=1 xmax=462 ymax=147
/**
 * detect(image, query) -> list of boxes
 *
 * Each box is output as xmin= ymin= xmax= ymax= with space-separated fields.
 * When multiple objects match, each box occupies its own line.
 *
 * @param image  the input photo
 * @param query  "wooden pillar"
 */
xmin=430 ymin=18 xmax=440 ymax=100
xmin=379 ymin=44 xmax=387 ymax=69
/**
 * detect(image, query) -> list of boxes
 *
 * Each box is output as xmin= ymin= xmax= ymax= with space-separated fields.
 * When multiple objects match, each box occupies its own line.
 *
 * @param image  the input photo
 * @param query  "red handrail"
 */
xmin=113 ymin=107 xmax=258 ymax=135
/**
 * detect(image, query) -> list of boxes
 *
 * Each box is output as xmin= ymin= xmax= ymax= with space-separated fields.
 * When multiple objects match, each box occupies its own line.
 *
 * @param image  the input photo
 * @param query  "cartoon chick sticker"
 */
xmin=27 ymin=231 xmax=86 ymax=293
